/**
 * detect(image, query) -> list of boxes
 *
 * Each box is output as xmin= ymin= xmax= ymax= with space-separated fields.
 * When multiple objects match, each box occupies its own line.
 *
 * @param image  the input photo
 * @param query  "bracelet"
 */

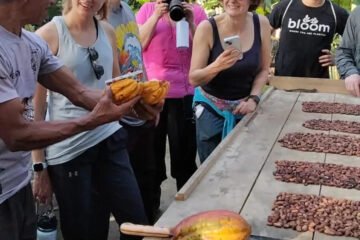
xmin=246 ymin=95 xmax=260 ymax=105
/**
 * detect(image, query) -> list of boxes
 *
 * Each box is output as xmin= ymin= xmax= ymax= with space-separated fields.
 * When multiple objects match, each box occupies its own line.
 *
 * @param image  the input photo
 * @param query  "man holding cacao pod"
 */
xmin=0 ymin=0 xmax=160 ymax=239
xmin=29 ymin=0 xmax=165 ymax=239
xmin=189 ymin=0 xmax=270 ymax=162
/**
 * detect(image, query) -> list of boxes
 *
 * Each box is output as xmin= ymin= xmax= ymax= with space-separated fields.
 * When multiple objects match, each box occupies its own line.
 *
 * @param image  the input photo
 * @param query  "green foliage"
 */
xmin=128 ymin=0 xmax=152 ymax=12
xmin=128 ymin=0 xmax=144 ymax=12
xmin=203 ymin=0 xmax=359 ymax=16
xmin=24 ymin=24 xmax=35 ymax=32
xmin=202 ymin=0 xmax=221 ymax=11
xmin=332 ymin=0 xmax=352 ymax=10
xmin=47 ymin=0 xmax=63 ymax=21
xmin=255 ymin=0 xmax=277 ymax=16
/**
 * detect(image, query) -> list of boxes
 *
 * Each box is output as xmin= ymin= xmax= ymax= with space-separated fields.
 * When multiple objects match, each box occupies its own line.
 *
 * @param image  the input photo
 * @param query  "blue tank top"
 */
xmin=202 ymin=14 xmax=261 ymax=100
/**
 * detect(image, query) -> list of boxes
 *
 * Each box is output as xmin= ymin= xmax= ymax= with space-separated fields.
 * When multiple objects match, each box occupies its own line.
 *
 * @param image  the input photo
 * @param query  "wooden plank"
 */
xmin=143 ymin=90 xmax=299 ymax=240
xmin=175 ymin=87 xmax=275 ymax=201
xmin=240 ymin=92 xmax=335 ymax=240
xmin=314 ymin=93 xmax=360 ymax=240
xmin=269 ymin=76 xmax=348 ymax=95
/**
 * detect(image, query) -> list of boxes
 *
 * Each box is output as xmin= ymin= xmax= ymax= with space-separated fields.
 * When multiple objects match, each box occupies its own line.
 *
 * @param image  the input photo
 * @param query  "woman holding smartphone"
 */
xmin=189 ymin=0 xmax=271 ymax=163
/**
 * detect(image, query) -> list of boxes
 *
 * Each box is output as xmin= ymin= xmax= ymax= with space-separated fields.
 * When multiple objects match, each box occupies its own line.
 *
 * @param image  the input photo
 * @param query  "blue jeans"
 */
xmin=48 ymin=128 xmax=147 ymax=240
xmin=195 ymin=104 xmax=224 ymax=163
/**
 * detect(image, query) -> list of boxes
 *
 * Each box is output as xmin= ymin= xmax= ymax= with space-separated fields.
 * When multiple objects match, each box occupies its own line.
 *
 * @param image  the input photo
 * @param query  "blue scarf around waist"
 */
xmin=193 ymin=87 xmax=243 ymax=139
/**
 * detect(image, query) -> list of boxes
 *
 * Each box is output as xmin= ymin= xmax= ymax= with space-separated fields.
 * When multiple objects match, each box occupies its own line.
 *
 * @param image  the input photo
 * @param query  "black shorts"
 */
xmin=0 ymin=183 xmax=36 ymax=240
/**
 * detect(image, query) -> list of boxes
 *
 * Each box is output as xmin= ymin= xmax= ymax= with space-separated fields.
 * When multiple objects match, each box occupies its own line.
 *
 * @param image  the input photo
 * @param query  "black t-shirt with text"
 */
xmin=268 ymin=0 xmax=348 ymax=78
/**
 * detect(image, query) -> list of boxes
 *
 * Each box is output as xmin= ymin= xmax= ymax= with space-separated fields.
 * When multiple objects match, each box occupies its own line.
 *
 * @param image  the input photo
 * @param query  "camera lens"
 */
xmin=169 ymin=0 xmax=184 ymax=21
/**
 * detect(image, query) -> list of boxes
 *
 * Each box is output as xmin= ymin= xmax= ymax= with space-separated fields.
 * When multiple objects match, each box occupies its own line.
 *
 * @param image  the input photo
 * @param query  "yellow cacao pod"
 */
xmin=173 ymin=210 xmax=251 ymax=240
xmin=142 ymin=80 xmax=170 ymax=105
xmin=110 ymin=79 xmax=143 ymax=104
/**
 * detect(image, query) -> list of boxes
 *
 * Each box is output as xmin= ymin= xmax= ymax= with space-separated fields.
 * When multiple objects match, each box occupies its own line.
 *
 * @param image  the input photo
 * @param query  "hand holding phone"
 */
xmin=224 ymin=35 xmax=243 ymax=60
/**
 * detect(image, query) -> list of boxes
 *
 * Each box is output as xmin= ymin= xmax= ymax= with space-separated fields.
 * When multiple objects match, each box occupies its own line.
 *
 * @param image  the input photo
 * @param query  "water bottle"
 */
xmin=36 ymin=202 xmax=57 ymax=240
xmin=176 ymin=18 xmax=189 ymax=49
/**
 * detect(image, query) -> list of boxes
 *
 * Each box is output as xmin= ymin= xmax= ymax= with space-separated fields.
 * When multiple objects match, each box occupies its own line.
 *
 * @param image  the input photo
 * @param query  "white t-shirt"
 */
xmin=0 ymin=25 xmax=62 ymax=204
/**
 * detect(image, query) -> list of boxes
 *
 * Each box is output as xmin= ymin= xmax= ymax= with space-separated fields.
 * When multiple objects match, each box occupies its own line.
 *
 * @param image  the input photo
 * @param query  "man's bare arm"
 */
xmin=38 ymin=67 xmax=101 ymax=111
xmin=0 ymin=91 xmax=140 ymax=151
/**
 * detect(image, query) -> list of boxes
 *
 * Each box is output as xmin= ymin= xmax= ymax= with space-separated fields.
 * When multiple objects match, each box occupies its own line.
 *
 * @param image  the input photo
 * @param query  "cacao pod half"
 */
xmin=110 ymin=78 xmax=143 ymax=104
xmin=173 ymin=210 xmax=251 ymax=240
xmin=141 ymin=80 xmax=170 ymax=105
xmin=120 ymin=210 xmax=251 ymax=240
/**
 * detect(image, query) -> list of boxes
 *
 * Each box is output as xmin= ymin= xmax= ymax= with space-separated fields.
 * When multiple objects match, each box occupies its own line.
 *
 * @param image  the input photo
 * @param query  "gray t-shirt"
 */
xmin=335 ymin=6 xmax=360 ymax=79
xmin=0 ymin=25 xmax=62 ymax=204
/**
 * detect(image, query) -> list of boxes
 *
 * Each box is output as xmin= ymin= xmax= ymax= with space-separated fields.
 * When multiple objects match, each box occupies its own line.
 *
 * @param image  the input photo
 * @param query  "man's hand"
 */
xmin=233 ymin=99 xmax=257 ymax=115
xmin=90 ymin=87 xmax=141 ymax=126
xmin=154 ymin=0 xmax=168 ymax=19
xmin=345 ymin=74 xmax=360 ymax=97
xmin=33 ymin=170 xmax=52 ymax=204
xmin=133 ymin=99 xmax=164 ymax=121
xmin=319 ymin=49 xmax=334 ymax=67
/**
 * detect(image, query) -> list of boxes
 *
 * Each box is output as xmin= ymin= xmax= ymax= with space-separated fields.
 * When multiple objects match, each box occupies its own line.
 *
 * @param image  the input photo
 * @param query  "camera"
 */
xmin=163 ymin=0 xmax=184 ymax=21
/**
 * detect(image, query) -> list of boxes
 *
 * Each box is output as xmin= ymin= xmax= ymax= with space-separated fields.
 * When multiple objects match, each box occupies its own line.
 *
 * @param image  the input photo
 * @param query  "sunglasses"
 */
xmin=88 ymin=47 xmax=104 ymax=80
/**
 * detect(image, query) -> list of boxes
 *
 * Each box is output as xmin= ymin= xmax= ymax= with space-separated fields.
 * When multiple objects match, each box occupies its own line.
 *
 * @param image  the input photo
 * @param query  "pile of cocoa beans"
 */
xmin=302 ymin=101 xmax=360 ymax=115
xmin=303 ymin=119 xmax=360 ymax=134
xmin=278 ymin=132 xmax=360 ymax=157
xmin=274 ymin=160 xmax=360 ymax=189
xmin=267 ymin=192 xmax=360 ymax=237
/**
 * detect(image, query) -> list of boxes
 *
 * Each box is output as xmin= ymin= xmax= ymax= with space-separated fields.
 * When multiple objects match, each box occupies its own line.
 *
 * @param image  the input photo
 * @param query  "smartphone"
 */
xmin=224 ymin=35 xmax=243 ymax=60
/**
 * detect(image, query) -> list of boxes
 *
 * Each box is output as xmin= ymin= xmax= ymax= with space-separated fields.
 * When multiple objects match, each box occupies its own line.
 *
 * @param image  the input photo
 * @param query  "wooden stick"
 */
xmin=120 ymin=223 xmax=172 ymax=238
xmin=175 ymin=87 xmax=274 ymax=201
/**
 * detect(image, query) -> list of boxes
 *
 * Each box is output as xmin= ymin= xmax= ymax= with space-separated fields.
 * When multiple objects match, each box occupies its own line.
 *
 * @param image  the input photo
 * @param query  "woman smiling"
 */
xmin=189 ymin=0 xmax=271 ymax=162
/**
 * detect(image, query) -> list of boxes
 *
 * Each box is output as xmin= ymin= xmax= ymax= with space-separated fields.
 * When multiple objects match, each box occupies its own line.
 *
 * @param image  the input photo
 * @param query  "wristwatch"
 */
xmin=246 ymin=95 xmax=260 ymax=105
xmin=32 ymin=162 xmax=48 ymax=172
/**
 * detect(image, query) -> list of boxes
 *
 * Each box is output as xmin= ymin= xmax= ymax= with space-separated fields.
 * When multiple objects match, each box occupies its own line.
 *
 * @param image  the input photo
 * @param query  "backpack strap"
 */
xmin=328 ymin=0 xmax=337 ymax=34
xmin=281 ymin=0 xmax=294 ymax=25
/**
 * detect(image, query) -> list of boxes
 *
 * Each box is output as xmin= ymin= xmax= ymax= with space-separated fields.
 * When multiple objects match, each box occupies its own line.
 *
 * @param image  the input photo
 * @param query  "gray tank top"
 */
xmin=46 ymin=16 xmax=120 ymax=165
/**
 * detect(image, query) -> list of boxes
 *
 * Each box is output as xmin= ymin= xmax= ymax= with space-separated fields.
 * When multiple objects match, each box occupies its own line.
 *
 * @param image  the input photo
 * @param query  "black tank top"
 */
xmin=202 ymin=14 xmax=261 ymax=100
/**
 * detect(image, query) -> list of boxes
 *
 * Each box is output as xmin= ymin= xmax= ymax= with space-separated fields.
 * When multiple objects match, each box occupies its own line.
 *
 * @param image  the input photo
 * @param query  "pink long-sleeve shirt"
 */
xmin=136 ymin=2 xmax=207 ymax=98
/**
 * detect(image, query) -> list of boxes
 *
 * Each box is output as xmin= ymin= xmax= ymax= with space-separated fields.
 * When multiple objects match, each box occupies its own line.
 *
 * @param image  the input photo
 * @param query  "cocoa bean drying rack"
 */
xmin=144 ymin=77 xmax=360 ymax=240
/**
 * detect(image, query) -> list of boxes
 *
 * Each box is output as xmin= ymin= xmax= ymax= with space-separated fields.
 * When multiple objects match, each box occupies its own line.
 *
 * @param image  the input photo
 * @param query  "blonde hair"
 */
xmin=62 ymin=0 xmax=109 ymax=20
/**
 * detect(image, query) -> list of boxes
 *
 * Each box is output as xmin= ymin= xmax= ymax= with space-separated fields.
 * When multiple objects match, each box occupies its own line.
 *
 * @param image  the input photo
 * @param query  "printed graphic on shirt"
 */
xmin=287 ymin=15 xmax=330 ymax=36
xmin=114 ymin=21 xmax=142 ymax=74
xmin=22 ymin=97 xmax=34 ymax=121
xmin=30 ymin=47 xmax=40 ymax=73
xmin=9 ymin=70 xmax=20 ymax=81
xmin=0 ymin=55 xmax=6 ymax=80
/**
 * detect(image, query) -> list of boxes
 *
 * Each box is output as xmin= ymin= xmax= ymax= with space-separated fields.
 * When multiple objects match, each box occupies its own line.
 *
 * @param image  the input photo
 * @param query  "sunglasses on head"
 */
xmin=88 ymin=47 xmax=104 ymax=80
